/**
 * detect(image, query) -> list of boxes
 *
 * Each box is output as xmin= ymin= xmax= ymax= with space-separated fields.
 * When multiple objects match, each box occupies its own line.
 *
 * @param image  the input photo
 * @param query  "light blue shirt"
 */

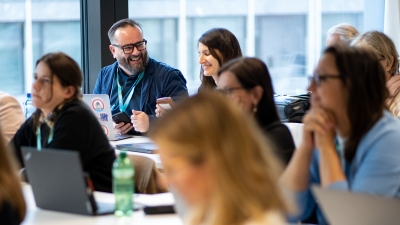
xmin=290 ymin=111 xmax=400 ymax=224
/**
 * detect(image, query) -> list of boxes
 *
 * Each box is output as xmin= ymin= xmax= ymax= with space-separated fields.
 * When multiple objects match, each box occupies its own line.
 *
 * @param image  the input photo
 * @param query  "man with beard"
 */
xmin=94 ymin=18 xmax=188 ymax=134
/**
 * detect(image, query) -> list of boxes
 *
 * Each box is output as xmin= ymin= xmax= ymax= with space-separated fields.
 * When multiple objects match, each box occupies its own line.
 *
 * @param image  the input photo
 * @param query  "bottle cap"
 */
xmin=27 ymin=93 xmax=31 ymax=98
xmin=120 ymin=152 xmax=127 ymax=158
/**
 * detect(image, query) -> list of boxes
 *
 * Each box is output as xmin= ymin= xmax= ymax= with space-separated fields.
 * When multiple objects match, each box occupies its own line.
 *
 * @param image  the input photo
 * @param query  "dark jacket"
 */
xmin=93 ymin=58 xmax=188 ymax=117
xmin=10 ymin=99 xmax=116 ymax=193
xmin=263 ymin=121 xmax=295 ymax=166
xmin=0 ymin=201 xmax=20 ymax=225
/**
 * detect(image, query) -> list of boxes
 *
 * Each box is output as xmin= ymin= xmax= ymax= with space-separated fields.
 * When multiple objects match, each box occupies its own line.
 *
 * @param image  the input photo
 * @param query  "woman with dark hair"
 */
xmin=281 ymin=46 xmax=400 ymax=225
xmin=198 ymin=28 xmax=243 ymax=91
xmin=218 ymin=57 xmax=295 ymax=165
xmin=10 ymin=52 xmax=116 ymax=193
xmin=155 ymin=27 xmax=242 ymax=117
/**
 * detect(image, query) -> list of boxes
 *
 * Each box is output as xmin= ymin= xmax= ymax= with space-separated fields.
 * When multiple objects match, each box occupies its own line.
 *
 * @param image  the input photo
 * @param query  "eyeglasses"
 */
xmin=111 ymin=39 xmax=147 ymax=54
xmin=309 ymin=74 xmax=342 ymax=86
xmin=216 ymin=87 xmax=245 ymax=96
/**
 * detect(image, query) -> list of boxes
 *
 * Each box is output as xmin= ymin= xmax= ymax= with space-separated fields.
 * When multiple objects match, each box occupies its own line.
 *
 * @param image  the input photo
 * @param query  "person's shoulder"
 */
xmin=99 ymin=61 xmax=118 ymax=74
xmin=263 ymin=121 xmax=293 ymax=138
xmin=265 ymin=121 xmax=289 ymax=132
xmin=370 ymin=110 xmax=400 ymax=135
xmin=149 ymin=58 xmax=182 ymax=76
xmin=0 ymin=92 xmax=19 ymax=104
xmin=59 ymin=98 xmax=93 ymax=117
xmin=0 ymin=201 xmax=20 ymax=225
xmin=359 ymin=110 xmax=400 ymax=150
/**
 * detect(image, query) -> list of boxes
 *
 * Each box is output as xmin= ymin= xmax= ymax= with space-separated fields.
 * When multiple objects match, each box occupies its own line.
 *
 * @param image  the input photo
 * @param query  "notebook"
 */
xmin=115 ymin=142 xmax=158 ymax=154
xmin=82 ymin=94 xmax=132 ymax=141
xmin=21 ymin=147 xmax=141 ymax=215
xmin=311 ymin=185 xmax=400 ymax=225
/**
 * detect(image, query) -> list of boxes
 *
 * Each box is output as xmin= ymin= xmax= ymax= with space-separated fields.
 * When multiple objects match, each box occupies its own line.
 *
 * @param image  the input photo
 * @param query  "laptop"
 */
xmin=82 ymin=94 xmax=132 ymax=141
xmin=115 ymin=142 xmax=158 ymax=154
xmin=21 ymin=147 xmax=140 ymax=215
xmin=311 ymin=185 xmax=400 ymax=225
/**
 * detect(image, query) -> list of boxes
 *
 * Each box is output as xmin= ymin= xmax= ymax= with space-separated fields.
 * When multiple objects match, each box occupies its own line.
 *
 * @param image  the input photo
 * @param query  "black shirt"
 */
xmin=10 ymin=98 xmax=116 ymax=193
xmin=0 ymin=201 xmax=20 ymax=225
xmin=263 ymin=121 xmax=295 ymax=166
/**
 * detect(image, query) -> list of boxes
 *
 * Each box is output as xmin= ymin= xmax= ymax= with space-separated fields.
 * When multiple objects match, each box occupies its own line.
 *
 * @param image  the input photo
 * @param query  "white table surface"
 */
xmin=110 ymin=136 xmax=162 ymax=169
xmin=22 ymin=184 xmax=183 ymax=225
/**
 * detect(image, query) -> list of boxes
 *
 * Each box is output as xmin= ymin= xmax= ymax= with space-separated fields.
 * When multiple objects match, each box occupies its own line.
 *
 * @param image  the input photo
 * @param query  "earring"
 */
xmin=253 ymin=105 xmax=258 ymax=113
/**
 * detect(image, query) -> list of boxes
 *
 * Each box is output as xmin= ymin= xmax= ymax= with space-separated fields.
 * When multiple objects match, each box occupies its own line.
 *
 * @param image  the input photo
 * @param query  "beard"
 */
xmin=117 ymin=50 xmax=149 ymax=76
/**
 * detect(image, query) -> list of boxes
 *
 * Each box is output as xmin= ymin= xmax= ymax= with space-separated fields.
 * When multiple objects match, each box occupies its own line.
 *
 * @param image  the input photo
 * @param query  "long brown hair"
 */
xmin=218 ymin=57 xmax=280 ymax=128
xmin=0 ymin=128 xmax=26 ymax=222
xmin=325 ymin=46 xmax=387 ymax=162
xmin=149 ymin=91 xmax=287 ymax=225
xmin=32 ymin=52 xmax=83 ymax=138
xmin=198 ymin=28 xmax=242 ymax=91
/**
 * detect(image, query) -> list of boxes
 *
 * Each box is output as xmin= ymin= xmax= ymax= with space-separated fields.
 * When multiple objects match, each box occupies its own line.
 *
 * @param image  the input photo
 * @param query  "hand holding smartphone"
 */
xmin=156 ymin=97 xmax=174 ymax=110
xmin=112 ymin=111 xmax=131 ymax=124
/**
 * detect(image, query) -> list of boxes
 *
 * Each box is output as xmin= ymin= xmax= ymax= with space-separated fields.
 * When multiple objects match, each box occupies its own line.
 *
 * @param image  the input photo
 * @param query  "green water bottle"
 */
xmin=113 ymin=152 xmax=134 ymax=216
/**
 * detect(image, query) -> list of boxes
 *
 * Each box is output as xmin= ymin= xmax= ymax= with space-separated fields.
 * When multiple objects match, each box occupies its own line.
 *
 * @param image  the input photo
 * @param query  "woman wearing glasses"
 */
xmin=281 ymin=46 xmax=400 ymax=225
xmin=217 ymin=57 xmax=295 ymax=165
xmin=351 ymin=31 xmax=400 ymax=118
xmin=150 ymin=92 xmax=288 ymax=225
xmin=11 ymin=52 xmax=116 ymax=193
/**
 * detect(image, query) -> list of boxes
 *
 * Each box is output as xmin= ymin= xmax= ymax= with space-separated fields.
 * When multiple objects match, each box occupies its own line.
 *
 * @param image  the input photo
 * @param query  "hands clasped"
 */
xmin=301 ymin=107 xmax=336 ymax=153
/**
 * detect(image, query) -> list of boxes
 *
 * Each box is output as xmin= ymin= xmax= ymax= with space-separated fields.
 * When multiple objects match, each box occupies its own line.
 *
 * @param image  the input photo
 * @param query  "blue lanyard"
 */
xmin=37 ymin=126 xmax=54 ymax=151
xmin=115 ymin=68 xmax=145 ymax=113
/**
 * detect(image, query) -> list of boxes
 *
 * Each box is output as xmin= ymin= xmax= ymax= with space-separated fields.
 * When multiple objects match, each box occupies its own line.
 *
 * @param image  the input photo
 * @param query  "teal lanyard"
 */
xmin=115 ymin=68 xmax=145 ymax=113
xmin=37 ymin=126 xmax=54 ymax=151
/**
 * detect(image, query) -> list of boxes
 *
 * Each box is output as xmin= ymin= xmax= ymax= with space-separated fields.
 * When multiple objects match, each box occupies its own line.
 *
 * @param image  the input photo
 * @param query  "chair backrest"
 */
xmin=121 ymin=154 xmax=168 ymax=194
xmin=283 ymin=123 xmax=304 ymax=148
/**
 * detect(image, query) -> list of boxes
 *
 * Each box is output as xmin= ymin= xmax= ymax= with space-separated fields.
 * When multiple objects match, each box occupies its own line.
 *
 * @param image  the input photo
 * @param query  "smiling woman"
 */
xmin=197 ymin=28 xmax=243 ymax=91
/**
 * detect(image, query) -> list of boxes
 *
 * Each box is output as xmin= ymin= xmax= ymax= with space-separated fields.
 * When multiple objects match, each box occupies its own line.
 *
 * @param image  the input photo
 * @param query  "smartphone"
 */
xmin=112 ymin=111 xmax=131 ymax=124
xmin=143 ymin=205 xmax=175 ymax=214
xmin=156 ymin=97 xmax=174 ymax=110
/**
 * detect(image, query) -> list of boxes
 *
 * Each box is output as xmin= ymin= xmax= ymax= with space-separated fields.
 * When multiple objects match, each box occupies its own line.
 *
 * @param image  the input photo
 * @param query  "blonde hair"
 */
xmin=149 ymin=91 xmax=287 ymax=225
xmin=351 ymin=30 xmax=399 ymax=76
xmin=0 ymin=129 xmax=26 ymax=222
xmin=327 ymin=23 xmax=359 ymax=45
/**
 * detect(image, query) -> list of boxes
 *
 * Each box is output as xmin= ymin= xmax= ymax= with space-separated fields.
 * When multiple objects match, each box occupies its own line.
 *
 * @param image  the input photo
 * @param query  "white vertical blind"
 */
xmin=307 ymin=0 xmax=321 ymax=75
xmin=178 ymin=0 xmax=187 ymax=78
xmin=24 ymin=0 xmax=33 ymax=94
xmin=246 ymin=0 xmax=255 ymax=56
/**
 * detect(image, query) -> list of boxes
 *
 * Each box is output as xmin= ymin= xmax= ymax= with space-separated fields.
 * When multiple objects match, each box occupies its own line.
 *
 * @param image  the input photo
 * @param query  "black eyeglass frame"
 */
xmin=111 ymin=39 xmax=147 ymax=54
xmin=215 ymin=86 xmax=246 ymax=96
xmin=309 ymin=74 xmax=343 ymax=86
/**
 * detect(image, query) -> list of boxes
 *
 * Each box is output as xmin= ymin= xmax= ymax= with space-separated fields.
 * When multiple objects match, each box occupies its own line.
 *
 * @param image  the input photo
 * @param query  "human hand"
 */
xmin=131 ymin=110 xmax=150 ymax=132
xmin=155 ymin=104 xmax=168 ymax=117
xmin=387 ymin=75 xmax=400 ymax=105
xmin=301 ymin=107 xmax=335 ymax=153
xmin=114 ymin=122 xmax=133 ymax=135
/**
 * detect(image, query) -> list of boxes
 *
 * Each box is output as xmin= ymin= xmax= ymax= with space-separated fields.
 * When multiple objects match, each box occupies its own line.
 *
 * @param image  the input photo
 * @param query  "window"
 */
xmin=128 ymin=0 xmax=382 ymax=96
xmin=0 ymin=0 xmax=81 ymax=102
xmin=1 ymin=0 xmax=382 ymax=101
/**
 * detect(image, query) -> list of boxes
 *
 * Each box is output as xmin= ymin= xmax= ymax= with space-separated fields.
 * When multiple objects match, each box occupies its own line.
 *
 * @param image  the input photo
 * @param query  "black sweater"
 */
xmin=0 ymin=201 xmax=20 ymax=225
xmin=263 ymin=121 xmax=295 ymax=166
xmin=10 ymin=98 xmax=116 ymax=193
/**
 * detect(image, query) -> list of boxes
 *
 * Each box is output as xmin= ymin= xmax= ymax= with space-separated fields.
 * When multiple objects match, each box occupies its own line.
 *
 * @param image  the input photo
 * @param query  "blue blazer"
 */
xmin=93 ymin=58 xmax=188 ymax=117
